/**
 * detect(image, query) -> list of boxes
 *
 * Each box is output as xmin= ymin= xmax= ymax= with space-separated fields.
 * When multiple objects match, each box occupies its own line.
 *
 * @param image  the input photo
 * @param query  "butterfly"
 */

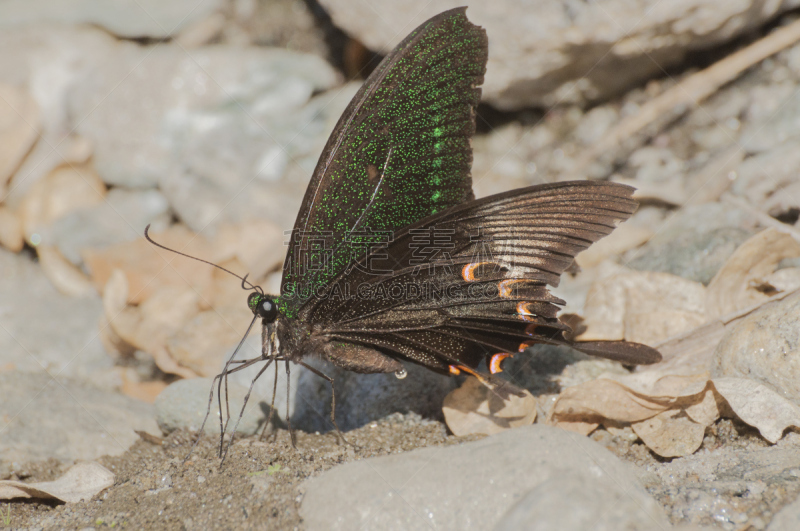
xmin=147 ymin=7 xmax=660 ymax=457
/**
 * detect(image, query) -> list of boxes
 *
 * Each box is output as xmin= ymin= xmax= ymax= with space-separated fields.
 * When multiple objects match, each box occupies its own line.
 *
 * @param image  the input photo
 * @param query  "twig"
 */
xmin=571 ymin=17 xmax=800 ymax=178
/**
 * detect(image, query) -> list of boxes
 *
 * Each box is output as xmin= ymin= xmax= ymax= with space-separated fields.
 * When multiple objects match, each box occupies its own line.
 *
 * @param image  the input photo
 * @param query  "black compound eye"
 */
xmin=258 ymin=298 xmax=278 ymax=322
xmin=247 ymin=293 xmax=279 ymax=323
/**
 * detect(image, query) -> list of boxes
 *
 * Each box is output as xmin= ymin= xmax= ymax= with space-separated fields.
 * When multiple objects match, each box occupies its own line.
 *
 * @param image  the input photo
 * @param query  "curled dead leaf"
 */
xmin=37 ymin=245 xmax=95 ymax=297
xmin=0 ymin=206 xmax=23 ymax=252
xmin=83 ymin=224 xmax=214 ymax=305
xmin=104 ymin=271 xmax=200 ymax=379
xmin=19 ymin=162 xmax=106 ymax=244
xmin=443 ymin=377 xmax=536 ymax=436
xmin=711 ymin=377 xmax=800 ymax=443
xmin=0 ymin=462 xmax=114 ymax=503
xmin=550 ymin=378 xmax=669 ymax=426
xmin=631 ymin=409 xmax=706 ymax=458
xmin=706 ymin=228 xmax=800 ymax=318
xmin=0 ymin=83 xmax=39 ymax=193
xmin=211 ymin=219 xmax=286 ymax=281
xmin=167 ymin=307 xmax=252 ymax=377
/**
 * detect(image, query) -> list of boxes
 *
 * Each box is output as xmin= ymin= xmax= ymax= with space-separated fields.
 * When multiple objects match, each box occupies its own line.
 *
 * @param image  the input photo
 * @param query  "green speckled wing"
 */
xmin=279 ymin=8 xmax=487 ymax=316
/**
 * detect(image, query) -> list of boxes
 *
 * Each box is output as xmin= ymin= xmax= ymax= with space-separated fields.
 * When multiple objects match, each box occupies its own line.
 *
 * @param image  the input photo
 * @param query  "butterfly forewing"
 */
xmin=279 ymin=8 xmax=487 ymax=316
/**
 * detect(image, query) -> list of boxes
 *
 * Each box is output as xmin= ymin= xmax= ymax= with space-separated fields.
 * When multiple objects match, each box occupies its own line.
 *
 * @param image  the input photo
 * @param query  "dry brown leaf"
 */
xmin=551 ymin=326 xmax=721 ymax=451
xmin=206 ymin=257 xmax=258 ymax=309
xmin=166 ymin=307 xmax=251 ymax=377
xmin=18 ymin=161 xmax=106 ymax=243
xmin=37 ymin=245 xmax=95 ymax=297
xmin=632 ymin=409 xmax=706 ymax=458
xmin=765 ymin=267 xmax=800 ymax=294
xmin=0 ymin=462 xmax=114 ymax=503
xmin=0 ymin=83 xmax=39 ymax=194
xmin=97 ymin=314 xmax=135 ymax=359
xmin=551 ymin=378 xmax=668 ymax=425
xmin=684 ymin=387 xmax=722 ymax=426
xmin=0 ymin=206 xmax=25 ymax=253
xmin=706 ymin=228 xmax=800 ymax=318
xmin=652 ymin=320 xmax=727 ymax=366
xmin=104 ymin=271 xmax=200 ymax=379
xmin=553 ymin=419 xmax=599 ymax=436
xmin=443 ymin=377 xmax=536 ymax=436
xmin=211 ymin=219 xmax=286 ymax=281
xmin=711 ymin=377 xmax=800 ymax=443
xmin=579 ymin=270 xmax=706 ymax=344
xmin=120 ymin=371 xmax=168 ymax=404
xmin=0 ymin=206 xmax=23 ymax=252
xmin=550 ymin=289 xmax=800 ymax=454
xmin=84 ymin=224 xmax=215 ymax=304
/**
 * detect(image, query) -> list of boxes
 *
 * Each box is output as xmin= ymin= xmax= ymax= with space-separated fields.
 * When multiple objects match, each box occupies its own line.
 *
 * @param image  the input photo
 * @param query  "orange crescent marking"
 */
xmin=489 ymin=353 xmax=513 ymax=374
xmin=448 ymin=365 xmax=461 ymax=375
xmin=461 ymin=261 xmax=492 ymax=282
xmin=498 ymin=279 xmax=524 ymax=298
xmin=516 ymin=302 xmax=537 ymax=322
xmin=525 ymin=324 xmax=539 ymax=336
xmin=453 ymin=364 xmax=488 ymax=384
xmin=518 ymin=342 xmax=533 ymax=352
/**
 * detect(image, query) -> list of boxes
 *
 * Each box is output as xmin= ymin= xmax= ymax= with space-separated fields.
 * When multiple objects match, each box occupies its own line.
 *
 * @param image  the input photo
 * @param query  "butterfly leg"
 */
xmin=183 ymin=355 xmax=264 ymax=464
xmin=286 ymin=360 xmax=296 ymax=449
xmin=213 ymin=315 xmax=261 ymax=457
xmin=259 ymin=357 xmax=281 ymax=442
xmin=296 ymin=361 xmax=354 ymax=448
xmin=219 ymin=358 xmax=275 ymax=464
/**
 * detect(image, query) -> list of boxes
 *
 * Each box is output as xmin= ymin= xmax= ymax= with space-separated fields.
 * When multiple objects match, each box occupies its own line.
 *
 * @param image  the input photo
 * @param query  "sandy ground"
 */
xmin=6 ymin=412 xmax=781 ymax=530
xmin=8 ymin=414 xmax=481 ymax=530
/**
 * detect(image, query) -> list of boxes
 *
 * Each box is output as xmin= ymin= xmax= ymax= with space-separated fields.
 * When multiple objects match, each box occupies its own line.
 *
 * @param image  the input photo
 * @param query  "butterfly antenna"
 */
xmin=144 ymin=224 xmax=261 ymax=293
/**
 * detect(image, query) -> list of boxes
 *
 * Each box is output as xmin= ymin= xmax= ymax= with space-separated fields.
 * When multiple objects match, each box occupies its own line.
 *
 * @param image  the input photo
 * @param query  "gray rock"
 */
xmin=627 ymin=203 xmax=755 ymax=284
xmin=154 ymin=377 xmax=270 ymax=436
xmin=493 ymin=474 xmax=669 ymax=531
xmin=299 ymin=424 xmax=663 ymax=530
xmin=0 ymin=371 xmax=159 ymax=463
xmin=317 ymin=0 xmax=800 ymax=109
xmin=648 ymin=435 xmax=800 ymax=528
xmin=0 ymin=248 xmax=110 ymax=380
xmin=0 ymin=0 xmax=225 ymax=39
xmin=712 ymin=290 xmax=800 ymax=404
xmin=740 ymin=83 xmax=800 ymax=153
xmin=41 ymin=188 xmax=171 ymax=266
xmin=768 ymin=494 xmax=800 ymax=531
xmin=228 ymin=0 xmax=329 ymax=56
xmin=291 ymin=357 xmax=457 ymax=433
xmin=68 ymin=43 xmax=341 ymax=230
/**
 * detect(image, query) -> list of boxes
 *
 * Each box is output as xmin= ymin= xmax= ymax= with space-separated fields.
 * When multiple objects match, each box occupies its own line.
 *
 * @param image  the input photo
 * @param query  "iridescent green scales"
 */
xmin=278 ymin=8 xmax=488 ymax=317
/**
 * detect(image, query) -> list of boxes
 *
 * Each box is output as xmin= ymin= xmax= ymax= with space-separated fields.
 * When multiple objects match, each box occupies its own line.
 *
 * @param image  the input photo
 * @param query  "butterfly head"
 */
xmin=248 ymin=292 xmax=279 ymax=323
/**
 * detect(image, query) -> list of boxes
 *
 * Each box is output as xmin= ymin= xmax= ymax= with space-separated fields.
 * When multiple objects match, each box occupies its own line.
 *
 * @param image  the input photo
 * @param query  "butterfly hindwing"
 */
xmin=279 ymin=8 xmax=487 ymax=316
xmin=307 ymin=181 xmax=661 ymax=372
